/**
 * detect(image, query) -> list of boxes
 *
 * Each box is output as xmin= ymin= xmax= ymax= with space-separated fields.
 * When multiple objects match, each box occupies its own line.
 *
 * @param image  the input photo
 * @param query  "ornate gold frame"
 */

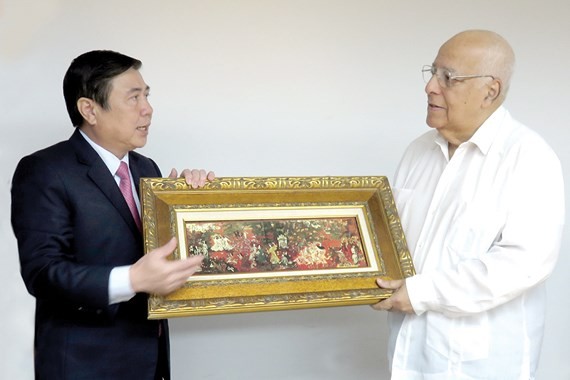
xmin=141 ymin=176 xmax=414 ymax=318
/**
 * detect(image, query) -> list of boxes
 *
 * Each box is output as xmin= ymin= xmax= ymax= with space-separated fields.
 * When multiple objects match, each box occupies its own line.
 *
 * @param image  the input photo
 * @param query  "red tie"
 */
xmin=116 ymin=161 xmax=141 ymax=230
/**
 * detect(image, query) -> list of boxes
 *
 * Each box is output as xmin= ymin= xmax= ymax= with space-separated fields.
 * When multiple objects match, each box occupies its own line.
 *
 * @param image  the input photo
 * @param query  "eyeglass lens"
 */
xmin=422 ymin=65 xmax=450 ymax=87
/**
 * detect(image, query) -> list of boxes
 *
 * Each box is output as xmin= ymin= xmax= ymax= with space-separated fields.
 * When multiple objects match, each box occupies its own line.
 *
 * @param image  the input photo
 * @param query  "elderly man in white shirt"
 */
xmin=373 ymin=30 xmax=565 ymax=380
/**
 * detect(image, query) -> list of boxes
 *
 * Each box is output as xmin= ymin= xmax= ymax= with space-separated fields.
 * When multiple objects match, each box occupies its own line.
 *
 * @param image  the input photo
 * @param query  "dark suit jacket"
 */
xmin=11 ymin=129 xmax=169 ymax=380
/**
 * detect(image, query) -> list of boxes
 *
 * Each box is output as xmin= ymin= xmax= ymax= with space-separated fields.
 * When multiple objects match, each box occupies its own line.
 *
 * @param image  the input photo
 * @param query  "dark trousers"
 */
xmin=154 ymin=323 xmax=169 ymax=380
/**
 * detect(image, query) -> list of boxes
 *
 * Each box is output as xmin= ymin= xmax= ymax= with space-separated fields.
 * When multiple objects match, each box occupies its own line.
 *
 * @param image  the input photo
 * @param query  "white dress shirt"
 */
xmin=79 ymin=130 xmax=138 ymax=304
xmin=388 ymin=107 xmax=565 ymax=379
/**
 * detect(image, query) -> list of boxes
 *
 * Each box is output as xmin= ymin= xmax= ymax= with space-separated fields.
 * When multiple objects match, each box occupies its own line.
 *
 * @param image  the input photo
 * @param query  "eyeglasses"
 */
xmin=422 ymin=65 xmax=495 ymax=88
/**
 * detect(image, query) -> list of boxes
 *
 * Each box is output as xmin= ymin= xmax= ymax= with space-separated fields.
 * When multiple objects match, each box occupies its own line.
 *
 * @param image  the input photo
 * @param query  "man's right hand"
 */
xmin=129 ymin=237 xmax=204 ymax=295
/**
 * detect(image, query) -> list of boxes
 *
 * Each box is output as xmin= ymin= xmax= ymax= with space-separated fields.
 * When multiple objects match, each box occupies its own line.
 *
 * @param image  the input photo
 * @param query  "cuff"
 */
xmin=108 ymin=265 xmax=136 ymax=305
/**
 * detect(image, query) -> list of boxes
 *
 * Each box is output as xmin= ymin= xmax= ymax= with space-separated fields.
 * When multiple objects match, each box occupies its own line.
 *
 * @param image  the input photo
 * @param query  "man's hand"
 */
xmin=130 ymin=237 xmax=204 ymax=296
xmin=168 ymin=168 xmax=215 ymax=189
xmin=371 ymin=278 xmax=415 ymax=314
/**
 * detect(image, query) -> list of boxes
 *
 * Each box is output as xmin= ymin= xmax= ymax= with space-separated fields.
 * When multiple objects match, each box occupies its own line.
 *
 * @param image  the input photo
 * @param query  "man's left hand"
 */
xmin=371 ymin=278 xmax=415 ymax=314
xmin=169 ymin=168 xmax=215 ymax=188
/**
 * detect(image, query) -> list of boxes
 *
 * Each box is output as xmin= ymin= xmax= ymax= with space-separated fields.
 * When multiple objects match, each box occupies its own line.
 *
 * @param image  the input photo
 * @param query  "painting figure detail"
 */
xmin=185 ymin=217 xmax=368 ymax=275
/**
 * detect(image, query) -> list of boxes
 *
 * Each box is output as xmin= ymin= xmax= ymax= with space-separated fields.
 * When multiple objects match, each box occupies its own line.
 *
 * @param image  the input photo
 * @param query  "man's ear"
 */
xmin=77 ymin=97 xmax=97 ymax=125
xmin=483 ymin=80 xmax=501 ymax=107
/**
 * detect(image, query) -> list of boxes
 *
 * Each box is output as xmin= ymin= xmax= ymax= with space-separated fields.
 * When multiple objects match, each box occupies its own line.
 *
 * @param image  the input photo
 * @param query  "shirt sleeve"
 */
xmin=108 ymin=265 xmax=136 ymax=304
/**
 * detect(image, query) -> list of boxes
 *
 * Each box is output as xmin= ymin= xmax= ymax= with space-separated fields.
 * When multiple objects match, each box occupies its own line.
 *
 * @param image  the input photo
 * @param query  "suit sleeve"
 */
xmin=11 ymin=154 xmax=113 ymax=311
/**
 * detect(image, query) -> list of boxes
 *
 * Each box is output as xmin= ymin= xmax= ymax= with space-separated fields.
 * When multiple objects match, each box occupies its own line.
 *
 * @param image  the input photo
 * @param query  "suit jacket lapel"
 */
xmin=70 ymin=130 xmax=142 ymax=236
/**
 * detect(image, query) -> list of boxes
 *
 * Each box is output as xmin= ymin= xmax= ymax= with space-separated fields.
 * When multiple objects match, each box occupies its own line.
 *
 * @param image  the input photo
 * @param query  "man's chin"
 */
xmin=132 ymin=138 xmax=148 ymax=150
xmin=426 ymin=119 xmax=440 ymax=130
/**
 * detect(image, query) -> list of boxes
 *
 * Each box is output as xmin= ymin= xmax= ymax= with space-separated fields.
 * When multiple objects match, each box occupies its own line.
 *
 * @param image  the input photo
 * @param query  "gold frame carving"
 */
xmin=141 ymin=176 xmax=414 ymax=318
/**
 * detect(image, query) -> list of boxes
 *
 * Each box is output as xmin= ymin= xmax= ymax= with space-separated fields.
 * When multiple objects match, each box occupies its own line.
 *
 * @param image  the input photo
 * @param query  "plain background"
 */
xmin=1 ymin=1 xmax=568 ymax=379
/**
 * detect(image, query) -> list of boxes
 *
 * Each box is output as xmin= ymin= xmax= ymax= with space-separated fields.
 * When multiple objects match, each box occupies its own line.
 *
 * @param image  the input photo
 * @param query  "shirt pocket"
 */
xmin=452 ymin=314 xmax=490 ymax=361
xmin=446 ymin=201 xmax=504 ymax=262
xmin=426 ymin=312 xmax=490 ymax=362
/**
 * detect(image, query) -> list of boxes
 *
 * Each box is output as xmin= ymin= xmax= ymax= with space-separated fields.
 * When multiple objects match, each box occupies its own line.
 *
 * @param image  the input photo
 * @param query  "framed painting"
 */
xmin=140 ymin=176 xmax=414 ymax=318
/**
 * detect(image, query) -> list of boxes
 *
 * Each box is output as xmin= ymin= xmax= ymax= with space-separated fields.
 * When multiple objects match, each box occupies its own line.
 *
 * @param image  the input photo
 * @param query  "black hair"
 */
xmin=63 ymin=50 xmax=142 ymax=127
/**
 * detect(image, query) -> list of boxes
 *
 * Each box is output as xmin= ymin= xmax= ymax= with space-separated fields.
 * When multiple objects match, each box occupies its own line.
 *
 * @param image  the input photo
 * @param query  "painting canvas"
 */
xmin=186 ymin=217 xmax=368 ymax=273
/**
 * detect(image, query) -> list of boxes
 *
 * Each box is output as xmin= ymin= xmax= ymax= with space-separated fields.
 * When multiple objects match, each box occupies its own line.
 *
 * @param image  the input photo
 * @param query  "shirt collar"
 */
xmin=434 ymin=106 xmax=508 ymax=157
xmin=468 ymin=106 xmax=508 ymax=155
xmin=78 ymin=129 xmax=130 ymax=175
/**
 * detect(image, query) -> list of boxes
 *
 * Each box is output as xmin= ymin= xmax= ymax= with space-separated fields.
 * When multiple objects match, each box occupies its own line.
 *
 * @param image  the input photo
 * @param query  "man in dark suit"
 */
xmin=11 ymin=50 xmax=214 ymax=379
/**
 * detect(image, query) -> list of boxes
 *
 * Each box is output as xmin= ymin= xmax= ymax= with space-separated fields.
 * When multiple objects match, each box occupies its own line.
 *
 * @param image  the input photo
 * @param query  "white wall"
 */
xmin=1 ymin=1 xmax=568 ymax=379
